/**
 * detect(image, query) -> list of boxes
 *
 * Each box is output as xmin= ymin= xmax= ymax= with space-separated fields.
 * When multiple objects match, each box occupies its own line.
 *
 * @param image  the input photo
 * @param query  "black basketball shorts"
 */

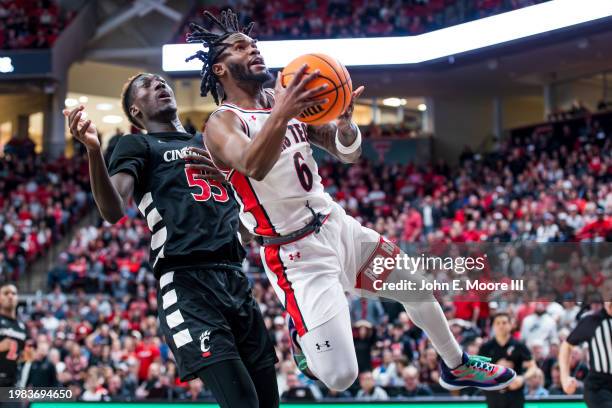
xmin=157 ymin=264 xmax=277 ymax=381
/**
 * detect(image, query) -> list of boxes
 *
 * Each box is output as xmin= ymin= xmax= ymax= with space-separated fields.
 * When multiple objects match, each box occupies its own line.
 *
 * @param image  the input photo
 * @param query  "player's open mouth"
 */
xmin=157 ymin=90 xmax=172 ymax=101
xmin=249 ymin=57 xmax=265 ymax=68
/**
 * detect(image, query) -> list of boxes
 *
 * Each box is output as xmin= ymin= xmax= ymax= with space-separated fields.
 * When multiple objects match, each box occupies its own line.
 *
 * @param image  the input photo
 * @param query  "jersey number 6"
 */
xmin=185 ymin=168 xmax=229 ymax=202
xmin=294 ymin=152 xmax=313 ymax=191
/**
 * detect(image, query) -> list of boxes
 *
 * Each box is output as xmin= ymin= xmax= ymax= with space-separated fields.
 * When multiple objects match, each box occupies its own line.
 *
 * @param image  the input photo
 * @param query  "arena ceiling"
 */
xmin=79 ymin=1 xmax=612 ymax=99
xmin=83 ymin=0 xmax=193 ymax=68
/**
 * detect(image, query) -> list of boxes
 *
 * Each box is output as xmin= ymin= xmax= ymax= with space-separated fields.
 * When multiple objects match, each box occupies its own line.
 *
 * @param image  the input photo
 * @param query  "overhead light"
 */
xmin=78 ymin=96 xmax=89 ymax=103
xmin=163 ymin=0 xmax=612 ymax=70
xmin=382 ymin=98 xmax=406 ymax=107
xmin=0 ymin=57 xmax=14 ymax=73
xmin=417 ymin=103 xmax=427 ymax=112
xmin=96 ymin=103 xmax=114 ymax=111
xmin=383 ymin=98 xmax=401 ymax=107
xmin=102 ymin=115 xmax=123 ymax=124
xmin=65 ymin=98 xmax=77 ymax=107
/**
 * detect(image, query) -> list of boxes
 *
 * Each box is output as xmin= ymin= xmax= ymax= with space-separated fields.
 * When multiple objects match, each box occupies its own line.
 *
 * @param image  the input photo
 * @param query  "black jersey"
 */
xmin=108 ymin=132 xmax=244 ymax=277
xmin=479 ymin=337 xmax=532 ymax=375
xmin=479 ymin=336 xmax=532 ymax=399
xmin=567 ymin=308 xmax=612 ymax=387
xmin=0 ymin=315 xmax=26 ymax=386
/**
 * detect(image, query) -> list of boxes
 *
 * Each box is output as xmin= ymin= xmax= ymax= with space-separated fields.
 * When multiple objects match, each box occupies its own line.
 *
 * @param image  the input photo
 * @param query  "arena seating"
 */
xmin=0 ymin=145 xmax=92 ymax=284
xmin=175 ymin=0 xmax=550 ymax=42
xmin=26 ymin=109 xmax=610 ymax=400
xmin=362 ymin=122 xmax=417 ymax=139
xmin=0 ymin=0 xmax=74 ymax=49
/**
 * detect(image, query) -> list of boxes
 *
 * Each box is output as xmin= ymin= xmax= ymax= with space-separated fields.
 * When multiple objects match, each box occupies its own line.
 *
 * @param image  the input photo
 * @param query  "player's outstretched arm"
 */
xmin=206 ymin=65 xmax=328 ymax=181
xmin=308 ymin=86 xmax=365 ymax=164
xmin=64 ymin=106 xmax=133 ymax=224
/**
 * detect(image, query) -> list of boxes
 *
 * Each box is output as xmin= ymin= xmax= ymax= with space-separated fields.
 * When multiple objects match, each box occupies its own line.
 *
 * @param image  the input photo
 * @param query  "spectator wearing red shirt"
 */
xmin=576 ymin=209 xmax=611 ymax=241
xmin=402 ymin=203 xmax=423 ymax=243
xmin=135 ymin=334 xmax=161 ymax=382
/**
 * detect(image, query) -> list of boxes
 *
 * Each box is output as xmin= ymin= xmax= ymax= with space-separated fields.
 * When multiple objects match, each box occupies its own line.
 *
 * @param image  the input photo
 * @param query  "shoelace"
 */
xmin=466 ymin=355 xmax=495 ymax=373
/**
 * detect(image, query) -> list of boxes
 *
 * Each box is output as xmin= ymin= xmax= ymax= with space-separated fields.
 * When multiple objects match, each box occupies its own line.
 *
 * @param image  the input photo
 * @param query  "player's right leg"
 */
xmin=297 ymin=305 xmax=359 ymax=391
xmin=260 ymin=226 xmax=359 ymax=391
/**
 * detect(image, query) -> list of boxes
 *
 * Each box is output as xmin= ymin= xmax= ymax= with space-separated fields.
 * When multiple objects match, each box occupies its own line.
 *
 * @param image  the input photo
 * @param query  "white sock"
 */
xmin=401 ymin=301 xmax=463 ymax=368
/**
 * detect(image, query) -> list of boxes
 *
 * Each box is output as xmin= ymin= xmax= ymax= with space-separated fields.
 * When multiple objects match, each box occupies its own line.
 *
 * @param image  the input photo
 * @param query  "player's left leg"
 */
xmin=334 ymin=202 xmax=516 ymax=391
xmin=396 ymin=291 xmax=516 ymax=391
xmin=232 ymin=269 xmax=280 ymax=408
xmin=247 ymin=365 xmax=280 ymax=408
xmin=197 ymin=359 xmax=259 ymax=408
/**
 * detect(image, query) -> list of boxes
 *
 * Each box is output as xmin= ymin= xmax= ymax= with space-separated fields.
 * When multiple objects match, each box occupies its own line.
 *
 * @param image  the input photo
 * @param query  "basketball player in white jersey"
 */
xmin=187 ymin=9 xmax=516 ymax=393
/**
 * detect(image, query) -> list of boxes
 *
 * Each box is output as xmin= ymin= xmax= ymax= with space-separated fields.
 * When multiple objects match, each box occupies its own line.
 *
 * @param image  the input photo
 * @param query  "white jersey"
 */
xmin=207 ymin=96 xmax=333 ymax=237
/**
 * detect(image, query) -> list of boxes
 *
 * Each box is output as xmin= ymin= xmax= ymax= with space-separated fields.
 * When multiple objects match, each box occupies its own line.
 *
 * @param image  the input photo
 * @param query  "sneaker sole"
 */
xmin=439 ymin=370 xmax=517 ymax=391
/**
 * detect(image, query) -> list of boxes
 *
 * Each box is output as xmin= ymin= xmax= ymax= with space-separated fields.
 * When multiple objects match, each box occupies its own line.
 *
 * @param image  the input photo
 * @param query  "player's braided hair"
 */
xmin=185 ymin=9 xmax=255 ymax=105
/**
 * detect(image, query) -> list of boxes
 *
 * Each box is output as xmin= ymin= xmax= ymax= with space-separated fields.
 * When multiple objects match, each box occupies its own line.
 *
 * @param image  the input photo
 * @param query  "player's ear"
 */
xmin=129 ymin=104 xmax=141 ymax=122
xmin=212 ymin=62 xmax=225 ymax=77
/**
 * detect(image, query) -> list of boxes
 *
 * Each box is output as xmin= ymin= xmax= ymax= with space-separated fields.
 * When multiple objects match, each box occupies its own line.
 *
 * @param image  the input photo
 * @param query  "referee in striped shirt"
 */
xmin=560 ymin=279 xmax=612 ymax=407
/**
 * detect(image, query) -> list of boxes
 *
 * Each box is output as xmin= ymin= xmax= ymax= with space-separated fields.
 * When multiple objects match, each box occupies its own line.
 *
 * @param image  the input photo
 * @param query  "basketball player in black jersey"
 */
xmin=63 ymin=74 xmax=278 ymax=408
xmin=0 ymin=283 xmax=26 ymax=387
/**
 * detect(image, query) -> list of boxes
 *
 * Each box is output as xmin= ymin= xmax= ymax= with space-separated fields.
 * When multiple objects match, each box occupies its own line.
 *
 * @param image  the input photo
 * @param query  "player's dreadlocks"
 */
xmin=185 ymin=9 xmax=255 ymax=105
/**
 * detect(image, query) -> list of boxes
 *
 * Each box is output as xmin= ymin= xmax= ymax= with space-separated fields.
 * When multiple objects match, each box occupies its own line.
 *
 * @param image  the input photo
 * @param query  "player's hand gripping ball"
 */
xmin=281 ymin=53 xmax=353 ymax=126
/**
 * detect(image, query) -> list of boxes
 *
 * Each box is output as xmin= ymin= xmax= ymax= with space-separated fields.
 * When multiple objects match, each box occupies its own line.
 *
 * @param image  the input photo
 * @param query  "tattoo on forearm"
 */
xmin=308 ymin=123 xmax=335 ymax=152
xmin=308 ymin=122 xmax=360 ymax=163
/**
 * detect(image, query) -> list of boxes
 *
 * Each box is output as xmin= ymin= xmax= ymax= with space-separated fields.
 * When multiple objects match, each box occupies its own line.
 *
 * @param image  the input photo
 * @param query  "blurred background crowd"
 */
xmin=0 ymin=0 xmax=75 ymax=49
xmin=8 ymin=105 xmax=610 ymax=401
xmin=0 ymin=143 xmax=91 ymax=285
xmin=175 ymin=0 xmax=550 ymax=42
xmin=1 ymin=0 xmax=611 ymax=403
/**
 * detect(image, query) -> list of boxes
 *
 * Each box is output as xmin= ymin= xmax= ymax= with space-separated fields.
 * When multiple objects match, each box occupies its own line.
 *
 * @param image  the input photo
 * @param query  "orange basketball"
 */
xmin=281 ymin=53 xmax=353 ymax=126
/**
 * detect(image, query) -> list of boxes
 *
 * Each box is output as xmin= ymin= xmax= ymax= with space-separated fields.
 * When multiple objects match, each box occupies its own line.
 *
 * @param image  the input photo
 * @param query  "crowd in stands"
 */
xmin=547 ymin=99 xmax=592 ymax=123
xmin=0 ymin=0 xmax=74 ymax=49
xmin=362 ymin=122 xmax=419 ymax=139
xmin=547 ymin=98 xmax=612 ymax=123
xmin=15 ymin=109 xmax=611 ymax=401
xmin=176 ymin=0 xmax=550 ymax=42
xmin=0 ymin=139 xmax=91 ymax=284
